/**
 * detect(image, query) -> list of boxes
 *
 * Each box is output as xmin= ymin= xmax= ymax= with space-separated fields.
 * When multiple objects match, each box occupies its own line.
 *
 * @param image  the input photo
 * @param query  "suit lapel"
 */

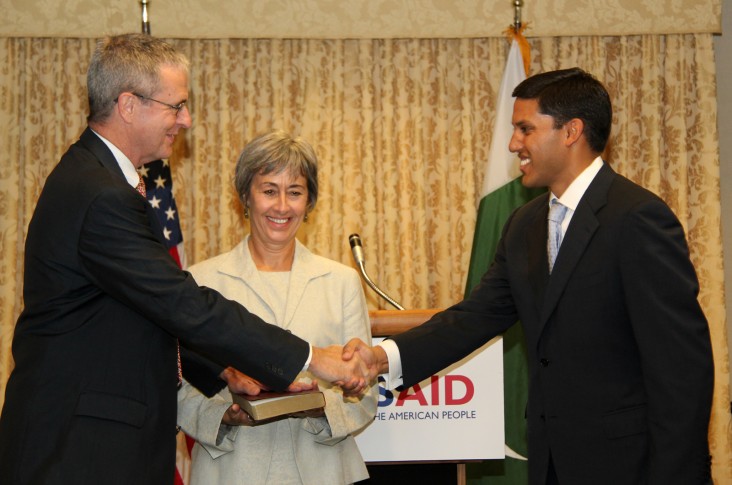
xmin=79 ymin=127 xmax=126 ymax=179
xmin=78 ymin=127 xmax=166 ymax=242
xmin=527 ymin=195 xmax=551 ymax=308
xmin=538 ymin=164 xmax=614 ymax=331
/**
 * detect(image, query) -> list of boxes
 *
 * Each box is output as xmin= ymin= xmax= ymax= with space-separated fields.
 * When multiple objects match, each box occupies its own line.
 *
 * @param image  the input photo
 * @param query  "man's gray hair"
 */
xmin=87 ymin=33 xmax=189 ymax=123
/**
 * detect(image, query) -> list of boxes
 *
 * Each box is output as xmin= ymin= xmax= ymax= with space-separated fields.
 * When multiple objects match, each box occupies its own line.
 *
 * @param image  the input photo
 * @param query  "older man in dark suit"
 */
xmin=0 ymin=34 xmax=366 ymax=485
xmin=345 ymin=68 xmax=714 ymax=485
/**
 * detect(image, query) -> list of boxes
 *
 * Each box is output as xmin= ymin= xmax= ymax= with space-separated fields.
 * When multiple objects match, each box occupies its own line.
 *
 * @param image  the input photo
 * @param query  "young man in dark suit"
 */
xmin=345 ymin=68 xmax=714 ymax=485
xmin=0 ymin=34 xmax=367 ymax=485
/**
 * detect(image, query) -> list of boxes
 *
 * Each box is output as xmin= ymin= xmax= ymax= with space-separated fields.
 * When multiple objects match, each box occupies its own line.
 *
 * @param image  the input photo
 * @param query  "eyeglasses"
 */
xmin=132 ymin=93 xmax=188 ymax=115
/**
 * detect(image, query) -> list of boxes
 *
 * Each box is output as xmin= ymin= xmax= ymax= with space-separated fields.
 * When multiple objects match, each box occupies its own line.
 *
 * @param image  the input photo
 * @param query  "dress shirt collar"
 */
xmin=549 ymin=156 xmax=604 ymax=209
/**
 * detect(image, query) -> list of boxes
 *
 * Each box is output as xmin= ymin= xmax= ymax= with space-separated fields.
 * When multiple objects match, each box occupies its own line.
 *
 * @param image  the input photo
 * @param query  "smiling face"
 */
xmin=130 ymin=65 xmax=192 ymax=167
xmin=246 ymin=169 xmax=309 ymax=250
xmin=509 ymin=98 xmax=577 ymax=197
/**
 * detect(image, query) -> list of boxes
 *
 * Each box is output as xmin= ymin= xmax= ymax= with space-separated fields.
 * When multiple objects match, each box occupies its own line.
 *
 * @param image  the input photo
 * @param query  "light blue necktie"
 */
xmin=547 ymin=199 xmax=568 ymax=273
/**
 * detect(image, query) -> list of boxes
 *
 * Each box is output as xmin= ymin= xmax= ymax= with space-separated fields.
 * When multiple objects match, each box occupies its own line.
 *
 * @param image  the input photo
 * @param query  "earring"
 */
xmin=304 ymin=213 xmax=308 ymax=222
xmin=244 ymin=207 xmax=249 ymax=219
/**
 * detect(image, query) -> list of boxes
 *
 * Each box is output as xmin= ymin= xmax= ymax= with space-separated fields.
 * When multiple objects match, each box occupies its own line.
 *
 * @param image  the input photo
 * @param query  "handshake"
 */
xmin=222 ymin=339 xmax=390 ymax=399
xmin=308 ymin=339 xmax=391 ymax=395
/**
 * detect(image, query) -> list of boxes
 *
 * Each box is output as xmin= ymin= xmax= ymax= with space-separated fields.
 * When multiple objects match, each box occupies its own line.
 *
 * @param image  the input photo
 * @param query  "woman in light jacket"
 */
xmin=177 ymin=130 xmax=377 ymax=485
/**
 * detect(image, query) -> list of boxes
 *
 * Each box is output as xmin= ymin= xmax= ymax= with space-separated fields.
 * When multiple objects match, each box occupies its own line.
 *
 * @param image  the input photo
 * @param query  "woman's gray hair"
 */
xmin=87 ymin=33 xmax=189 ymax=124
xmin=234 ymin=130 xmax=319 ymax=212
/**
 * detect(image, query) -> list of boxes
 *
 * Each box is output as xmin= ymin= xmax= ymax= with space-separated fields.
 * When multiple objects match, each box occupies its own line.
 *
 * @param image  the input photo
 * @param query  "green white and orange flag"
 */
xmin=465 ymin=28 xmax=544 ymax=484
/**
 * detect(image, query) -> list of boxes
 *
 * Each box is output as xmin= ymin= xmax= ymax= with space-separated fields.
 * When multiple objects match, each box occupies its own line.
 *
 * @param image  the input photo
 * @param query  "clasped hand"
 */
xmin=308 ymin=342 xmax=382 ymax=396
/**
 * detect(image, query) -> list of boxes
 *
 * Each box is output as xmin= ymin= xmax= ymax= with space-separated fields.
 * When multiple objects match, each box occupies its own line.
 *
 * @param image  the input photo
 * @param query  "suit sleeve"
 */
xmin=77 ymin=185 xmax=309 ymax=391
xmin=392 ymin=210 xmax=520 ymax=388
xmin=179 ymin=346 xmax=226 ymax=397
xmin=619 ymin=198 xmax=713 ymax=483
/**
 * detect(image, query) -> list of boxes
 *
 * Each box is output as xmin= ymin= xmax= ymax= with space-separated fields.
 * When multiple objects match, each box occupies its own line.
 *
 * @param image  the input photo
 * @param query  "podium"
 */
xmin=366 ymin=309 xmax=468 ymax=485
xmin=369 ymin=308 xmax=440 ymax=336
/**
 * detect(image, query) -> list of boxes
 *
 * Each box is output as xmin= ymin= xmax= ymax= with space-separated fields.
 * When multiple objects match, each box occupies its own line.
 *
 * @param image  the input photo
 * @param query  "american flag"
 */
xmin=138 ymin=159 xmax=193 ymax=485
xmin=138 ymin=159 xmax=186 ymax=269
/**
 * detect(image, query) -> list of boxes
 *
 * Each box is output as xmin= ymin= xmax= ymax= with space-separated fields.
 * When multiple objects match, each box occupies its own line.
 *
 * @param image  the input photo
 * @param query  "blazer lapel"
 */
xmin=538 ymin=164 xmax=614 ymax=330
xmin=220 ymin=239 xmax=279 ymax=321
xmin=219 ymin=239 xmax=330 ymax=329
xmin=283 ymin=241 xmax=329 ymax=328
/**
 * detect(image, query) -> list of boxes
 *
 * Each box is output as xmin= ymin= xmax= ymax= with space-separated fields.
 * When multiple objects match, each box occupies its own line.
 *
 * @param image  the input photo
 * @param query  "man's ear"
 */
xmin=116 ymin=92 xmax=137 ymax=124
xmin=564 ymin=118 xmax=584 ymax=146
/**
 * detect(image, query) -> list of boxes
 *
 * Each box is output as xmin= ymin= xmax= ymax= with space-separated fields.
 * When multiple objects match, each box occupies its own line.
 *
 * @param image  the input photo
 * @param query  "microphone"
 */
xmin=348 ymin=234 xmax=405 ymax=310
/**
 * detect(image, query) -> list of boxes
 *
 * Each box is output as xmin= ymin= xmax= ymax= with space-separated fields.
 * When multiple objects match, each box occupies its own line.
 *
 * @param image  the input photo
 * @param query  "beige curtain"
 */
xmin=0 ymin=35 xmax=729 ymax=481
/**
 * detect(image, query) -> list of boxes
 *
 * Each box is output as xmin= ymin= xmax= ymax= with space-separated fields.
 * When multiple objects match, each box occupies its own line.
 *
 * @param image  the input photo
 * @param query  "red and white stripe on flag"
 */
xmin=174 ymin=432 xmax=195 ymax=485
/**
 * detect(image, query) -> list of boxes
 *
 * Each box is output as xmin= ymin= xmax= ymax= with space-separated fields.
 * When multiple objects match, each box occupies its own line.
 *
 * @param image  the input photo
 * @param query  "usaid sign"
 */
xmin=355 ymin=337 xmax=505 ymax=462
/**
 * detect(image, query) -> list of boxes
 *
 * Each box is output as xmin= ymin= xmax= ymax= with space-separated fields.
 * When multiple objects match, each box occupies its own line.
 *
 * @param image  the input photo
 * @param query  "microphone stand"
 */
xmin=348 ymin=234 xmax=405 ymax=310
xmin=141 ymin=0 xmax=151 ymax=34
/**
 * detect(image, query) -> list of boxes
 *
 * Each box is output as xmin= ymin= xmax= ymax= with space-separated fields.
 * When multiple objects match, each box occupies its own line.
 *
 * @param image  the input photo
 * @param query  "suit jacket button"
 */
xmin=540 ymin=358 xmax=550 ymax=367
